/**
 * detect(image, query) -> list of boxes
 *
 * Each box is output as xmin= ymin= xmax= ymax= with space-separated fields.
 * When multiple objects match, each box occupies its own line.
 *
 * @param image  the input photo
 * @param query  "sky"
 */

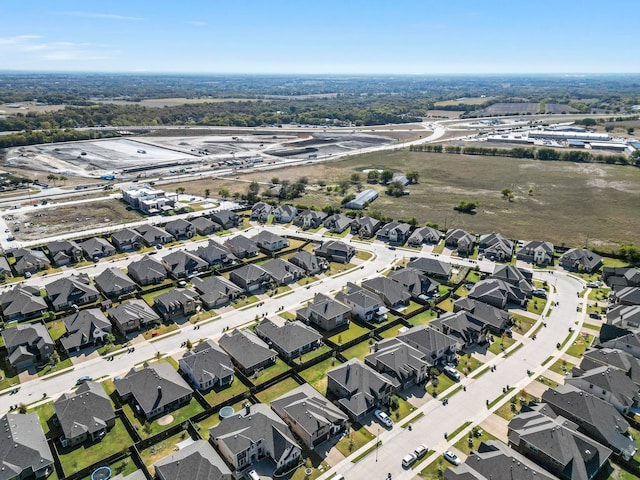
xmin=0 ymin=1 xmax=638 ymax=74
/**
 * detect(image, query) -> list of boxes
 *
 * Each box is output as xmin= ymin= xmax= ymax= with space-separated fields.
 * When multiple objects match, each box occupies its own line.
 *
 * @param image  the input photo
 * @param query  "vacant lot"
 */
xmin=13 ymin=199 xmax=144 ymax=240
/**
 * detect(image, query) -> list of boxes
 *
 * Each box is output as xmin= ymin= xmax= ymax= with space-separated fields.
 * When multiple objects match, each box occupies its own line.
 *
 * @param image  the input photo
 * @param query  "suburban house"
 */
xmin=581 ymin=348 xmax=640 ymax=387
xmin=0 ymin=284 xmax=48 ymax=322
xmin=327 ymin=359 xmax=396 ymax=421
xmin=47 ymin=240 xmax=83 ymax=266
xmin=190 ymin=216 xmax=219 ymax=236
xmin=45 ymin=273 xmax=100 ymax=311
xmin=79 ymin=237 xmax=116 ymax=260
xmin=114 ymin=362 xmax=193 ymax=420
xmin=191 ymin=276 xmax=242 ymax=309
xmin=491 ymin=265 xmax=534 ymax=296
xmin=210 ymin=210 xmax=240 ymax=230
xmin=179 ymin=339 xmax=234 ymax=391
xmin=453 ymin=297 xmax=512 ymax=335
xmin=565 ymin=365 xmax=640 ymax=414
xmin=253 ymin=230 xmax=289 ymax=252
xmin=376 ymin=222 xmax=412 ymax=244
xmin=107 ymin=299 xmax=161 ymax=335
xmin=0 ymin=257 xmax=11 ymax=279
xmin=153 ymin=288 xmax=200 ymax=320
xmin=10 ymin=247 xmax=51 ymax=275
xmin=444 ymin=228 xmax=476 ymax=256
xmin=224 ymin=235 xmax=259 ymax=259
xmin=397 ymin=326 xmax=458 ymax=366
xmin=613 ymin=286 xmax=640 ymax=306
xmin=388 ymin=267 xmax=440 ymax=300
xmin=603 ymin=267 xmax=640 ymax=289
xmin=478 ymin=233 xmax=514 ymax=261
xmin=288 ymin=251 xmax=327 ymax=275
xmin=110 ymin=228 xmax=142 ymax=252
xmin=218 ymin=329 xmax=277 ymax=376
xmin=93 ymin=267 xmax=137 ymax=298
xmin=542 ymin=385 xmax=637 ymax=460
xmin=2 ymin=322 xmax=54 ymax=371
xmin=195 ymin=240 xmax=235 ymax=266
xmin=0 ymin=413 xmax=54 ymax=479
xmin=407 ymin=226 xmax=443 ymax=247
xmin=516 ymin=240 xmax=555 ymax=265
xmin=351 ymin=216 xmax=381 ymax=238
xmin=135 ymin=224 xmax=174 ymax=246
xmin=60 ymin=308 xmax=112 ymax=353
xmin=445 ymin=440 xmax=559 ymax=480
xmin=127 ymin=255 xmax=168 ymax=286
xmin=559 ymin=248 xmax=604 ymax=273
xmin=344 ymin=189 xmax=379 ymax=210
xmin=162 ymin=250 xmax=209 ymax=278
xmin=273 ymin=205 xmax=297 ymax=223
xmin=261 ymin=258 xmax=305 ymax=285
xmin=271 ymin=383 xmax=348 ymax=450
xmin=600 ymin=332 xmax=640 ymax=359
xmin=53 ymin=381 xmax=116 ymax=447
xmin=508 ymin=403 xmax=611 ymax=480
xmin=407 ymin=257 xmax=452 ymax=281
xmin=296 ymin=293 xmax=351 ymax=331
xmin=154 ymin=440 xmax=232 ymax=480
xmin=229 ymin=264 xmax=272 ymax=292
xmin=209 ymin=403 xmax=301 ymax=473
xmin=364 ymin=338 xmax=430 ymax=388
xmin=362 ymin=276 xmax=411 ymax=309
xmin=468 ymin=278 xmax=527 ymax=309
xmin=431 ymin=310 xmax=489 ymax=347
xmin=250 ymin=201 xmax=273 ymax=222
xmin=336 ymin=282 xmax=388 ymax=323
xmin=314 ymin=240 xmax=355 ymax=263
xmin=254 ymin=319 xmax=323 ymax=360
xmin=293 ymin=209 xmax=327 ymax=230
xmin=323 ymin=213 xmax=352 ymax=234
xmin=164 ymin=218 xmax=195 ymax=239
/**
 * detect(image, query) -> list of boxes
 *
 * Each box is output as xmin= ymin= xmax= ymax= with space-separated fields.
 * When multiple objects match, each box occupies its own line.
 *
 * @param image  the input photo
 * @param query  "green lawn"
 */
xmin=28 ymin=401 xmax=55 ymax=435
xmin=249 ymin=358 xmax=291 ymax=386
xmin=355 ymin=250 xmax=373 ymax=261
xmin=402 ymin=301 xmax=425 ymax=315
xmin=389 ymin=396 xmax=417 ymax=422
xmin=79 ymin=457 xmax=138 ymax=480
xmin=287 ymin=448 xmax=331 ymax=480
xmin=47 ymin=320 xmax=67 ymax=341
xmin=37 ymin=356 xmax=73 ymax=377
xmin=408 ymin=309 xmax=438 ymax=326
xmin=328 ymin=322 xmax=371 ymax=345
xmin=527 ymin=297 xmax=547 ymax=315
xmin=139 ymin=431 xmax=192 ymax=477
xmin=195 ymin=399 xmax=250 ymax=441
xmin=300 ymin=357 xmax=341 ymax=396
xmin=123 ymin=398 xmax=205 ymax=439
xmin=436 ymin=297 xmax=454 ymax=312
xmin=458 ymin=355 xmax=484 ymax=376
xmin=335 ymin=423 xmax=376 ymax=457
xmin=548 ymin=359 xmax=575 ymax=377
xmin=465 ymin=270 xmax=482 ymax=283
xmin=454 ymin=285 xmax=469 ymax=298
xmin=583 ymin=322 xmax=602 ymax=332
xmin=488 ymin=336 xmax=516 ymax=355
xmin=536 ymin=375 xmax=560 ymax=389
xmin=0 ymin=358 xmax=20 ymax=390
xmin=511 ymin=314 xmax=537 ymax=334
xmin=494 ymin=390 xmax=539 ymax=421
xmin=588 ymin=287 xmax=611 ymax=302
xmin=142 ymin=322 xmax=178 ymax=340
xmin=279 ymin=311 xmax=297 ymax=321
xmin=141 ymin=286 xmax=175 ymax=306
xmin=378 ymin=325 xmax=403 ymax=338
xmin=58 ymin=419 xmax=133 ymax=475
xmin=453 ymin=427 xmax=498 ymax=455
xmin=255 ymin=377 xmax=301 ymax=404
xmin=341 ymin=341 xmax=374 ymax=362
xmin=295 ymin=344 xmax=332 ymax=364
xmin=202 ymin=378 xmax=250 ymax=407
xmin=419 ymin=457 xmax=450 ymax=479
xmin=565 ymin=333 xmax=594 ymax=358
xmin=325 ymin=261 xmax=356 ymax=276
xmin=232 ymin=295 xmax=259 ymax=309
xmin=428 ymin=373 xmax=456 ymax=397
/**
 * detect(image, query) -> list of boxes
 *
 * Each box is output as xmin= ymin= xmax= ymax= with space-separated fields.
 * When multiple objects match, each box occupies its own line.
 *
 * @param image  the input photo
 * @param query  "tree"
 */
xmin=380 ymin=169 xmax=394 ymax=185
xmin=247 ymin=181 xmax=260 ymax=203
xmin=454 ymin=200 xmax=478 ymax=213
xmin=350 ymin=172 xmax=361 ymax=184
xmin=176 ymin=187 xmax=186 ymax=196
xmin=619 ymin=244 xmax=640 ymax=264
xmin=46 ymin=174 xmax=58 ymax=186
xmin=49 ymin=350 xmax=60 ymax=366
xmin=58 ymin=175 xmax=67 ymax=184
xmin=605 ymin=125 xmax=615 ymax=132
xmin=204 ymin=189 xmax=210 ymax=198
xmin=386 ymin=181 xmax=405 ymax=197
xmin=338 ymin=179 xmax=351 ymax=194
xmin=185 ymin=339 xmax=193 ymax=350
xmin=218 ymin=188 xmax=230 ymax=199
xmin=500 ymin=187 xmax=512 ymax=199
xmin=367 ymin=170 xmax=380 ymax=183
xmin=406 ymin=170 xmax=419 ymax=184
xmin=628 ymin=127 xmax=635 ymax=135
xmin=271 ymin=177 xmax=280 ymax=184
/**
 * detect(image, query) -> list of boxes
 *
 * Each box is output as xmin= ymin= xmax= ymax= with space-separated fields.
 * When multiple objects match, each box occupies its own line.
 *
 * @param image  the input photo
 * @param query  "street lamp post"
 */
xmin=375 ymin=428 xmax=380 ymax=462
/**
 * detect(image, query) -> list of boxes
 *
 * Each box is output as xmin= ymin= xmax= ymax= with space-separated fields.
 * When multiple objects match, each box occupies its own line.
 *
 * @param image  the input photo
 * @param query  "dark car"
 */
xmin=76 ymin=376 xmax=92 ymax=385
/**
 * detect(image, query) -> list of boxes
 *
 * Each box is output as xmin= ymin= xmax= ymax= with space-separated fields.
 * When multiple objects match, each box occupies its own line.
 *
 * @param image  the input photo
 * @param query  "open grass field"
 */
xmin=212 ymin=150 xmax=640 ymax=249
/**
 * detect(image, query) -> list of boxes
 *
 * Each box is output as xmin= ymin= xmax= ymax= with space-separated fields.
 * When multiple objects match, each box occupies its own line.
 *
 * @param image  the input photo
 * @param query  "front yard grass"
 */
xmin=458 ymin=355 xmax=484 ymax=376
xmin=335 ymin=423 xmax=375 ymax=457
xmin=566 ymin=333 xmax=594 ymax=358
xmin=249 ymin=358 xmax=291 ymax=387
xmin=453 ymin=427 xmax=498 ymax=455
xmin=123 ymin=398 xmax=204 ymax=439
xmin=328 ymin=323 xmax=371 ymax=345
xmin=536 ymin=375 xmax=560 ymax=389
xmin=488 ymin=336 xmax=516 ymax=355
xmin=408 ymin=309 xmax=438 ymax=326
xmin=355 ymin=250 xmax=373 ymax=261
xmin=588 ymin=287 xmax=611 ymax=302
xmin=232 ymin=295 xmax=259 ymax=309
xmin=548 ymin=359 xmax=575 ymax=377
xmin=58 ymin=419 xmax=133 ymax=475
xmin=287 ymin=448 xmax=331 ymax=480
xmin=390 ymin=396 xmax=417 ymax=422
xmin=255 ymin=377 xmax=300 ymax=404
xmin=495 ymin=390 xmax=539 ymax=421
xmin=202 ymin=378 xmax=250 ymax=407
xmin=28 ymin=401 xmax=55 ymax=435
xmin=142 ymin=322 xmax=178 ymax=340
xmin=279 ymin=310 xmax=296 ymax=321
xmin=341 ymin=340 xmax=374 ymax=362
xmin=527 ymin=297 xmax=547 ymax=315
xmin=428 ymin=373 xmax=456 ymax=397
xmin=511 ymin=313 xmax=537 ymax=334
xmin=0 ymin=358 xmax=20 ymax=390
xmin=300 ymin=357 xmax=340 ymax=396
xmin=325 ymin=261 xmax=356 ymax=276
xmin=37 ymin=355 xmax=73 ymax=377
xmin=419 ymin=457 xmax=450 ymax=479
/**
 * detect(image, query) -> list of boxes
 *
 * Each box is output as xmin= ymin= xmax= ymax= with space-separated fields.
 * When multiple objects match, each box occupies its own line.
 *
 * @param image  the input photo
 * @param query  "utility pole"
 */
xmin=375 ymin=428 xmax=380 ymax=462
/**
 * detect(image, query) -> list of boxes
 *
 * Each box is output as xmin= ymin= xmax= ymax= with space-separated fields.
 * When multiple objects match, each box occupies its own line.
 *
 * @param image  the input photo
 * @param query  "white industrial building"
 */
xmin=121 ymin=184 xmax=175 ymax=214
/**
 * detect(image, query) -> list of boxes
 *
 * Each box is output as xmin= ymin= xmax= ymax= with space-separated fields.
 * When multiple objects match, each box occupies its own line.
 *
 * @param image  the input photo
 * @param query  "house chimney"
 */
xmin=157 ymin=386 xmax=162 ymax=398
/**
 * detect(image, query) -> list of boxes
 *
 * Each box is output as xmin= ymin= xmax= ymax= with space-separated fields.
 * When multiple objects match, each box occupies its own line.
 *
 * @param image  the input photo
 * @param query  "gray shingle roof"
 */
xmin=0 ymin=285 xmax=47 ymax=318
xmin=191 ymin=276 xmax=241 ymax=306
xmin=407 ymin=257 xmax=451 ymax=278
xmin=397 ymin=325 xmax=458 ymax=362
xmin=127 ymin=255 xmax=167 ymax=284
xmin=45 ymin=273 xmax=100 ymax=309
xmin=60 ymin=308 xmax=111 ymax=351
xmin=288 ymin=251 xmax=324 ymax=273
xmin=2 ymin=322 xmax=53 ymax=356
xmin=180 ymin=340 xmax=234 ymax=387
xmin=162 ymin=250 xmax=209 ymax=277
xmin=254 ymin=319 xmax=322 ymax=355
xmin=224 ymin=235 xmax=259 ymax=256
xmin=53 ymin=381 xmax=115 ymax=441
xmin=454 ymin=298 xmax=511 ymax=331
xmin=491 ymin=265 xmax=534 ymax=293
xmin=107 ymin=299 xmax=160 ymax=331
xmin=559 ymin=248 xmax=603 ymax=272
xmin=567 ymin=365 xmax=640 ymax=409
xmin=94 ymin=267 xmax=137 ymax=295
xmin=0 ymin=413 xmax=53 ymax=480
xmin=260 ymin=258 xmax=305 ymax=284
xmin=154 ymin=440 xmax=232 ymax=480
xmin=296 ymin=293 xmax=352 ymax=321
xmin=218 ymin=329 xmax=276 ymax=372
xmin=362 ymin=276 xmax=411 ymax=307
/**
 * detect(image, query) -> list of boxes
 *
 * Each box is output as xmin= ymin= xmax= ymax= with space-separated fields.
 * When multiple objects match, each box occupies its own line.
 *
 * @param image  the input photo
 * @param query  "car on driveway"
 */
xmin=76 ymin=376 xmax=92 ymax=385
xmin=443 ymin=365 xmax=461 ymax=381
xmin=443 ymin=450 xmax=461 ymax=465
xmin=374 ymin=409 xmax=393 ymax=428
xmin=402 ymin=452 xmax=417 ymax=468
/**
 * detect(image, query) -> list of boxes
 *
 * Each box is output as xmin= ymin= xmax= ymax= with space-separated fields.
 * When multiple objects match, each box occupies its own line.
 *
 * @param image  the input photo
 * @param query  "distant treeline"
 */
xmin=0 ymin=97 xmax=428 ymax=132
xmin=0 ymin=129 xmax=120 ymax=149
xmin=409 ymin=144 xmax=636 ymax=165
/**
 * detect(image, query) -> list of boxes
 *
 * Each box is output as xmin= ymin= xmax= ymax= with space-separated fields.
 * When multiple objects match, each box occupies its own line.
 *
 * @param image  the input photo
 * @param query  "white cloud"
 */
xmin=0 ymin=35 xmax=114 ymax=64
xmin=58 ymin=11 xmax=144 ymax=21
xmin=0 ymin=35 xmax=41 ymax=46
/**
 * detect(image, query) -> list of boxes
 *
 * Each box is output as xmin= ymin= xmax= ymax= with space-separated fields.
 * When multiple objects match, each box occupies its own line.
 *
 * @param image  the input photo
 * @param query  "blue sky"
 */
xmin=0 ymin=1 xmax=638 ymax=74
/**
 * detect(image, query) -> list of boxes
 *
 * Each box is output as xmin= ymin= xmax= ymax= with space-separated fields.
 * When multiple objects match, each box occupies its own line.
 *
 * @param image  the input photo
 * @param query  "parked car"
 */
xmin=246 ymin=470 xmax=260 ymax=480
xmin=402 ymin=453 xmax=417 ymax=468
xmin=532 ymin=289 xmax=547 ymax=298
xmin=374 ymin=409 xmax=393 ymax=428
xmin=76 ymin=376 xmax=92 ymax=385
xmin=332 ymin=475 xmax=345 ymax=480
xmin=443 ymin=365 xmax=461 ymax=382
xmin=443 ymin=450 xmax=461 ymax=466
xmin=414 ymin=444 xmax=428 ymax=459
